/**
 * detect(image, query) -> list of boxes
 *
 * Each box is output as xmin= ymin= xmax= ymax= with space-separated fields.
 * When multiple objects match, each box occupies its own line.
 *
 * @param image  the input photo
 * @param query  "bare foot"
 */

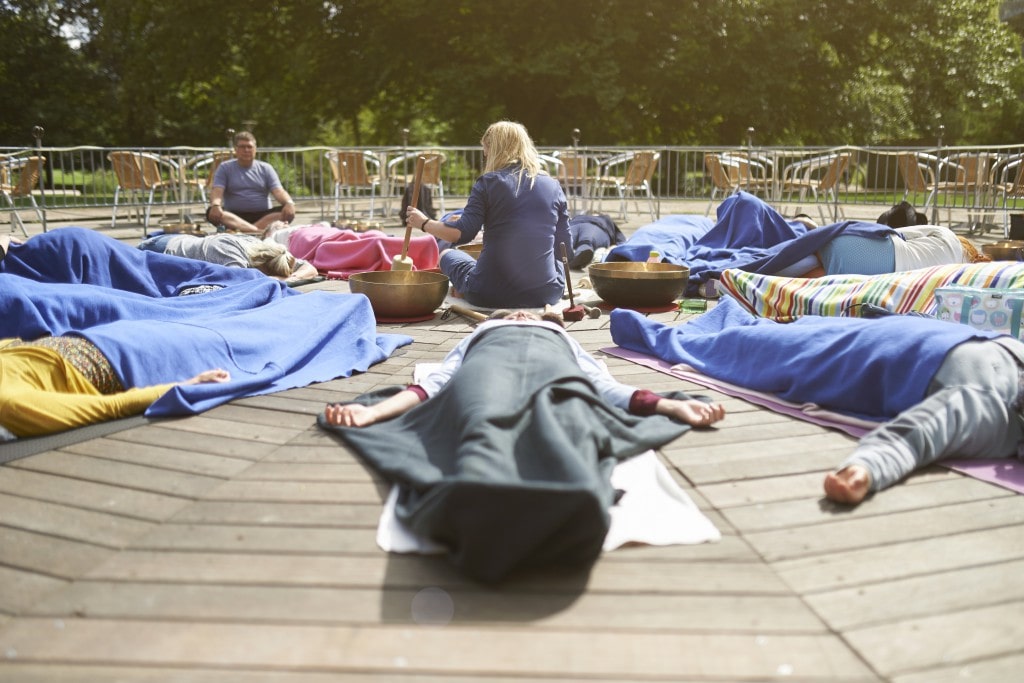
xmin=823 ymin=465 xmax=871 ymax=504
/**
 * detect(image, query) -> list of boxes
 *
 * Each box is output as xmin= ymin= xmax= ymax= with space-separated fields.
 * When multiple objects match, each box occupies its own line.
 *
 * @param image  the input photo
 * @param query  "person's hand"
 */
xmin=405 ymin=207 xmax=427 ymax=228
xmin=183 ymin=369 xmax=231 ymax=385
xmin=282 ymin=202 xmax=296 ymax=222
xmin=323 ymin=402 xmax=379 ymax=428
xmin=656 ymin=398 xmax=725 ymax=427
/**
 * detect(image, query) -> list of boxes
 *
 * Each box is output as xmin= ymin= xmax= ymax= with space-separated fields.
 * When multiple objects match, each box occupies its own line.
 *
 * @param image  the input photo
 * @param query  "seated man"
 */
xmin=610 ymin=298 xmax=1024 ymax=506
xmin=319 ymin=309 xmax=725 ymax=582
xmin=206 ymin=131 xmax=297 ymax=234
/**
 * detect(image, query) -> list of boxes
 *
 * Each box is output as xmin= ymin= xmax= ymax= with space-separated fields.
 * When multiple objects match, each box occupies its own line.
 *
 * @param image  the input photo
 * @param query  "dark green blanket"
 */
xmin=318 ymin=326 xmax=693 ymax=583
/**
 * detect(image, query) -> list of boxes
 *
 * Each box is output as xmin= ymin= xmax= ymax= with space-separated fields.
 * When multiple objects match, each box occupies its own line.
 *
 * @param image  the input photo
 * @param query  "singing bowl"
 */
xmin=348 ymin=270 xmax=450 ymax=319
xmin=456 ymin=243 xmax=483 ymax=259
xmin=588 ymin=262 xmax=690 ymax=308
xmin=982 ymin=240 xmax=1024 ymax=261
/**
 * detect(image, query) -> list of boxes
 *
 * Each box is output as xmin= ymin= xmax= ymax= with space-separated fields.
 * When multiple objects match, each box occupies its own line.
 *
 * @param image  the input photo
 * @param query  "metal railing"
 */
xmin=4 ymin=143 xmax=1024 ymax=234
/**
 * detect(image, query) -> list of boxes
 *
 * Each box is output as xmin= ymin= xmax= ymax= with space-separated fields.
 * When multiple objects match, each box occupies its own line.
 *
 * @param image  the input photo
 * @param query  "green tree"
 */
xmin=0 ymin=0 xmax=108 ymax=145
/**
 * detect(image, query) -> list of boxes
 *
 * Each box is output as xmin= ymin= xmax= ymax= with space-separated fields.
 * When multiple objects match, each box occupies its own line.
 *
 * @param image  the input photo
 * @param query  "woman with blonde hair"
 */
xmin=138 ymin=232 xmax=317 ymax=281
xmin=405 ymin=120 xmax=571 ymax=308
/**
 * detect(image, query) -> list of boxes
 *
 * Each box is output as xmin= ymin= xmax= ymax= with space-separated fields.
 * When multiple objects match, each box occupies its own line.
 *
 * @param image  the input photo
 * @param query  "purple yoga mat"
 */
xmin=602 ymin=346 xmax=1024 ymax=496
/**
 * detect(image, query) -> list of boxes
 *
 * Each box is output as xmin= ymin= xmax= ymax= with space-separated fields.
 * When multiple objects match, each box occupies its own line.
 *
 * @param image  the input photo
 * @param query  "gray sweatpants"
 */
xmin=840 ymin=340 xmax=1024 ymax=492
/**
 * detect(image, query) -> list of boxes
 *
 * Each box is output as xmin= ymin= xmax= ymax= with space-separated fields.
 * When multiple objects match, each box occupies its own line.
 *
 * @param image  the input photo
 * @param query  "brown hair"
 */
xmin=957 ymin=236 xmax=990 ymax=263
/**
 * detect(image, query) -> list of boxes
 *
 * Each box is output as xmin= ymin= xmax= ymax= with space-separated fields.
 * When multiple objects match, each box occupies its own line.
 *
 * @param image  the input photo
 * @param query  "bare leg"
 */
xmin=215 ymin=209 xmax=261 ymax=234
xmin=823 ymin=465 xmax=871 ymax=504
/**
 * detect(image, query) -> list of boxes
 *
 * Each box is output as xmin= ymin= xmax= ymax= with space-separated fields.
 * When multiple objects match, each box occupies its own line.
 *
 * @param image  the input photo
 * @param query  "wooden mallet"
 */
xmin=559 ymin=242 xmax=586 ymax=322
xmin=393 ymin=155 xmax=427 ymax=271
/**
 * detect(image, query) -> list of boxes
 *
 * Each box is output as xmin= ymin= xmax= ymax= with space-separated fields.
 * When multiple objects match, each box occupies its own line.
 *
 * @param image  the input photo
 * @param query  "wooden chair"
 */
xmin=778 ymin=153 xmax=850 ymax=224
xmin=186 ymin=150 xmax=234 ymax=205
xmin=108 ymin=151 xmax=178 ymax=233
xmin=592 ymin=150 xmax=660 ymax=221
xmin=896 ymin=152 xmax=964 ymax=225
xmin=326 ymin=150 xmax=382 ymax=220
xmin=704 ymin=153 xmax=741 ymax=216
xmin=553 ymin=150 xmax=598 ymax=215
xmin=0 ymin=155 xmax=46 ymax=237
xmin=384 ymin=151 xmax=445 ymax=217
xmin=990 ymin=154 xmax=1024 ymax=238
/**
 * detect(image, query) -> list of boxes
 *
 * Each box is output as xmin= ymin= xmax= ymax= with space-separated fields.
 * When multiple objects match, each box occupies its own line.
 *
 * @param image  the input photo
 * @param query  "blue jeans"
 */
xmin=137 ymin=234 xmax=176 ymax=253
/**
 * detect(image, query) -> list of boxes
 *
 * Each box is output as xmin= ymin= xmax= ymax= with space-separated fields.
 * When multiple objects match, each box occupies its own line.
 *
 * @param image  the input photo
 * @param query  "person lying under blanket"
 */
xmin=609 ymin=297 xmax=1024 ymax=506
xmin=0 ymin=335 xmax=229 ymax=439
xmin=138 ymin=231 xmax=318 ymax=282
xmin=319 ymin=309 xmax=724 ymax=583
xmin=1 ymin=229 xmax=268 ymax=295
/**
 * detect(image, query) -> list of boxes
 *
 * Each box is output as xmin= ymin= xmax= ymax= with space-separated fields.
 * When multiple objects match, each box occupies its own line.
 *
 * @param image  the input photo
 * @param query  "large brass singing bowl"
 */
xmin=982 ymin=240 xmax=1024 ymax=261
xmin=588 ymin=261 xmax=690 ymax=308
xmin=348 ymin=270 xmax=450 ymax=319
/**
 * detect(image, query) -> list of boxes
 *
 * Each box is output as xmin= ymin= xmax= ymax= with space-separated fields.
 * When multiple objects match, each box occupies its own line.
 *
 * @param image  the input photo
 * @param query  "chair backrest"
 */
xmin=108 ymin=151 xmax=150 ymax=191
xmin=623 ymin=151 xmax=660 ymax=186
xmin=818 ymin=154 xmax=850 ymax=192
xmin=336 ymin=151 xmax=376 ymax=187
xmin=557 ymin=152 xmax=591 ymax=184
xmin=704 ymin=153 xmax=736 ymax=191
xmin=896 ymin=153 xmax=934 ymax=193
xmin=417 ymin=152 xmax=445 ymax=185
xmin=204 ymin=151 xmax=233 ymax=190
xmin=3 ymin=156 xmax=46 ymax=197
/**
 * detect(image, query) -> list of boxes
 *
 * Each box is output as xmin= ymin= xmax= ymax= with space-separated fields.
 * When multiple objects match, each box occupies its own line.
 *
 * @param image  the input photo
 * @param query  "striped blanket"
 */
xmin=720 ymin=262 xmax=1024 ymax=322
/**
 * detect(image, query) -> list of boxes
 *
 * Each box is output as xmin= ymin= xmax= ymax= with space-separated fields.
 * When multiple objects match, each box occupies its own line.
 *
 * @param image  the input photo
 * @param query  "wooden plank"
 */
xmin=0 ymin=618 xmax=875 ymax=679
xmin=202 ymin=480 xmax=386 ymax=504
xmin=0 ymin=527 xmax=113 ymax=578
xmin=145 ymin=415 xmax=302 ymax=445
xmin=844 ymin=601 xmax=1024 ymax=677
xmin=0 ymin=565 xmax=68 ymax=615
xmin=85 ymin=549 xmax=791 ymax=594
xmin=259 ymin=444 xmax=363 ymax=464
xmin=25 ymin=581 xmax=826 ymax=633
xmin=746 ymin=495 xmax=1024 ymax=562
xmin=664 ymin=430 xmax=858 ymax=466
xmin=131 ymin=524 xmax=380 ymax=553
xmin=60 ymin=438 xmax=254 ymax=478
xmin=807 ymin=557 xmax=1024 ymax=631
xmin=894 ymin=652 xmax=1024 ymax=683
xmin=10 ymin=452 xmax=225 ymax=498
xmin=775 ymin=524 xmax=1024 ymax=593
xmin=108 ymin=426 xmax=281 ymax=459
xmin=671 ymin=446 xmax=851 ymax=483
xmin=0 ymin=492 xmax=152 ymax=547
xmin=234 ymin=463 xmax=378 ymax=483
xmin=722 ymin=470 xmax=978 ymax=532
xmin=202 ymin=403 xmax=317 ymax=429
xmin=0 ymin=468 xmax=190 ymax=521
xmin=0 ymin=664 xmax=575 ymax=683
xmin=169 ymin=502 xmax=380 ymax=527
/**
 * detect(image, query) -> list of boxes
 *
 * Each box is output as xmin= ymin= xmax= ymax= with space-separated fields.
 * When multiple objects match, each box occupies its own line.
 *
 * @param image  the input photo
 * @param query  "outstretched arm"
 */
xmin=654 ymin=397 xmax=726 ymax=427
xmin=323 ymin=389 xmax=423 ymax=428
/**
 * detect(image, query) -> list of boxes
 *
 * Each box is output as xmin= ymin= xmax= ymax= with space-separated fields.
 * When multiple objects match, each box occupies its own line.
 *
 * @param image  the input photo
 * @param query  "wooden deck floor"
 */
xmin=2 ymin=210 xmax=1023 ymax=681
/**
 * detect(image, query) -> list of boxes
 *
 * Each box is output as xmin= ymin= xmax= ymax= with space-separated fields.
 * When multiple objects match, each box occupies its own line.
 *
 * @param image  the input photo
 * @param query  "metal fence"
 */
xmin=4 ymin=143 xmax=1024 ymax=235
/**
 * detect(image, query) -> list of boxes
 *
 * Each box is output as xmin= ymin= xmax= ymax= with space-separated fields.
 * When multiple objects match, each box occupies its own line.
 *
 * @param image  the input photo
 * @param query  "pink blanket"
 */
xmin=287 ymin=225 xmax=440 ymax=277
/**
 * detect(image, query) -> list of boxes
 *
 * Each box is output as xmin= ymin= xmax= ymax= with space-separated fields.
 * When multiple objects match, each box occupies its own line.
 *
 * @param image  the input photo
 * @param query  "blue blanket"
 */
xmin=2 ymin=226 xmax=269 ymax=295
xmin=606 ymin=193 xmax=895 ymax=295
xmin=2 ymin=228 xmax=413 ymax=418
xmin=1 ymin=273 xmax=412 ymax=416
xmin=609 ymin=297 xmax=1000 ymax=420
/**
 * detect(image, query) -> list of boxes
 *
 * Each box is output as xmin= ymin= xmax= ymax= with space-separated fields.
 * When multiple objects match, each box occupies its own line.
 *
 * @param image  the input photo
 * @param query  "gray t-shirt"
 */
xmin=165 ymin=234 xmax=258 ymax=268
xmin=212 ymin=159 xmax=282 ymax=213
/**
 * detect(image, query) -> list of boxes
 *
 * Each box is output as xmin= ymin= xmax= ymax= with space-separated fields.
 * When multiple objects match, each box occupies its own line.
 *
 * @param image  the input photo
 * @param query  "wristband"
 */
xmin=420 ymin=219 xmax=430 ymax=231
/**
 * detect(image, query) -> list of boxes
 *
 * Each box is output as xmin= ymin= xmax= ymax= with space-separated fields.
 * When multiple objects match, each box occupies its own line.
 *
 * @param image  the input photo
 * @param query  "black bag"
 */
xmin=400 ymin=184 xmax=436 ymax=225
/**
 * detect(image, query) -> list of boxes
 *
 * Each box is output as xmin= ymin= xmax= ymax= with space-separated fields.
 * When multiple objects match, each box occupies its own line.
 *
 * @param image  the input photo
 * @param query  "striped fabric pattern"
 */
xmin=720 ymin=262 xmax=1024 ymax=322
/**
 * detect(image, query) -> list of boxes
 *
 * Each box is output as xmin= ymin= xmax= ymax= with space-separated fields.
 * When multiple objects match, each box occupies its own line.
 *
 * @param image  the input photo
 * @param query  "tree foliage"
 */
xmin=3 ymin=0 xmax=1023 ymax=147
